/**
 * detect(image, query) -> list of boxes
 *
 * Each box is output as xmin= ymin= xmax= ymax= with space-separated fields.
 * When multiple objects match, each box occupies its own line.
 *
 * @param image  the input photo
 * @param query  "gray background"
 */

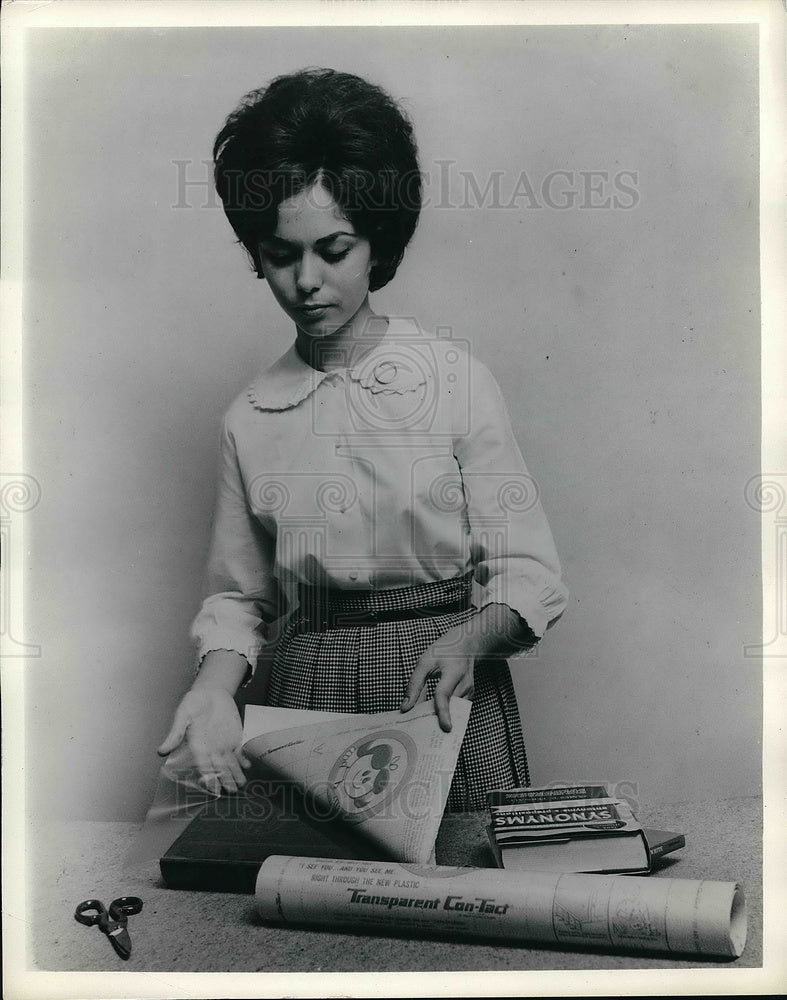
xmin=24 ymin=24 xmax=760 ymax=822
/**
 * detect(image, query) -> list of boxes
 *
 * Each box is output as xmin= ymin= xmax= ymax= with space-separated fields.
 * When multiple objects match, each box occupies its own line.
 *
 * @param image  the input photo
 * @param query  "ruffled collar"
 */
xmin=247 ymin=317 xmax=431 ymax=412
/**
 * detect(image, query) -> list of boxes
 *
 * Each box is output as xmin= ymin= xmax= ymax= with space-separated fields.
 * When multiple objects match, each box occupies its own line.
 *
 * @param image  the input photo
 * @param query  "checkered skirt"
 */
xmin=265 ymin=574 xmax=530 ymax=811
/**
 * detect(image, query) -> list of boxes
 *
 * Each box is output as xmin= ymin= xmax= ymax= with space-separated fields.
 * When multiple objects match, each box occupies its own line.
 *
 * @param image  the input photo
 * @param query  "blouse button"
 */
xmin=348 ymin=571 xmax=359 ymax=581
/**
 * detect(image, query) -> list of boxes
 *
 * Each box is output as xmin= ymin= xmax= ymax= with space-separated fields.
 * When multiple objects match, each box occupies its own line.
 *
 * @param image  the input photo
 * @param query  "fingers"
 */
xmin=434 ymin=670 xmax=463 ymax=732
xmin=433 ymin=684 xmax=453 ymax=732
xmin=400 ymin=655 xmax=434 ymax=712
xmin=433 ymin=677 xmax=475 ymax=731
xmin=193 ymin=750 xmax=247 ymax=795
xmin=158 ymin=690 xmax=247 ymax=792
xmin=187 ymin=728 xmax=248 ymax=794
xmin=188 ymin=742 xmax=219 ymax=794
xmin=224 ymin=749 xmax=249 ymax=788
xmin=157 ymin=710 xmax=187 ymax=757
xmin=401 ymin=649 xmax=475 ymax=733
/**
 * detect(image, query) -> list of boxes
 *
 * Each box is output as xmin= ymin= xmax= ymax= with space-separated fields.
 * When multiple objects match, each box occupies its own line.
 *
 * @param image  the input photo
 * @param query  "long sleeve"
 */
xmin=189 ymin=414 xmax=284 ymax=669
xmin=452 ymin=356 xmax=568 ymax=638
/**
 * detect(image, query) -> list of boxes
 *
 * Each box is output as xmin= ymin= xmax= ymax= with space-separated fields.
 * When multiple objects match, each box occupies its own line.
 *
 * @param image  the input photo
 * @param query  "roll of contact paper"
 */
xmin=256 ymin=856 xmax=746 ymax=960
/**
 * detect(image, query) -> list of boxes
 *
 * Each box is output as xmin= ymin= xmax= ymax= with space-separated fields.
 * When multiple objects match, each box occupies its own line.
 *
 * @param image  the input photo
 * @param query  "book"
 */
xmin=486 ymin=824 xmax=685 ymax=873
xmin=643 ymin=828 xmax=687 ymax=860
xmin=487 ymin=784 xmax=610 ymax=806
xmin=485 ymin=785 xmax=683 ymax=875
xmin=159 ymin=777 xmax=389 ymax=893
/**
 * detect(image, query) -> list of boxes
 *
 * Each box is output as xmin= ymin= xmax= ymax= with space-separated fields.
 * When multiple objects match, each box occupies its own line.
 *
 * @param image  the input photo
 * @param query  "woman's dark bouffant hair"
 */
xmin=213 ymin=68 xmax=422 ymax=292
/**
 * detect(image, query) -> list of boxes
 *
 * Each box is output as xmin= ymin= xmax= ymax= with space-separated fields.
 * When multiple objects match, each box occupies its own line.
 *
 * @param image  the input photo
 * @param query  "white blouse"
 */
xmin=191 ymin=317 xmax=568 ymax=668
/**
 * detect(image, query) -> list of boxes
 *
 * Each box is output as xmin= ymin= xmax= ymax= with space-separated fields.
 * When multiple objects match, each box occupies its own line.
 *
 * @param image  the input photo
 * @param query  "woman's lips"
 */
xmin=299 ymin=303 xmax=331 ymax=316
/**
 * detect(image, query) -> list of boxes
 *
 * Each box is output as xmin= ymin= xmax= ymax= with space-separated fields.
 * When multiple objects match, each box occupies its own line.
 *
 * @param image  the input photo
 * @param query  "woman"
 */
xmin=158 ymin=68 xmax=568 ymax=810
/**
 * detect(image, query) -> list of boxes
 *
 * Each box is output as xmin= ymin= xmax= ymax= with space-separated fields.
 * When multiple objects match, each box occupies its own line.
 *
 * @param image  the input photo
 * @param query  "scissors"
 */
xmin=74 ymin=896 xmax=143 ymax=960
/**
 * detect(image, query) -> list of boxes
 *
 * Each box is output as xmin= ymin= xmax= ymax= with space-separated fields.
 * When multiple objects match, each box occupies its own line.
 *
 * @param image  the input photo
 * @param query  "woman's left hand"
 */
xmin=399 ymin=603 xmax=536 ymax=732
xmin=399 ymin=628 xmax=477 ymax=732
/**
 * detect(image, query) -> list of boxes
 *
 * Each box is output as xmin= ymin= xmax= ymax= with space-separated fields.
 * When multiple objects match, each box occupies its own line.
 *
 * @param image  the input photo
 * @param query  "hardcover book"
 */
xmin=159 ymin=778 xmax=388 ymax=893
xmin=485 ymin=785 xmax=684 ymax=875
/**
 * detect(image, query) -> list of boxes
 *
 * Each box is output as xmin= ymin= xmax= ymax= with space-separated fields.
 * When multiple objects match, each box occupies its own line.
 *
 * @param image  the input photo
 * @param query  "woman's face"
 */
xmin=257 ymin=181 xmax=374 ymax=339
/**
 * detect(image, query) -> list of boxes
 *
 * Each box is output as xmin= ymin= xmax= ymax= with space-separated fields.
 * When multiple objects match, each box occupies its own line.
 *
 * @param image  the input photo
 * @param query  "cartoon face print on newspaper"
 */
xmin=328 ymin=730 xmax=416 ymax=822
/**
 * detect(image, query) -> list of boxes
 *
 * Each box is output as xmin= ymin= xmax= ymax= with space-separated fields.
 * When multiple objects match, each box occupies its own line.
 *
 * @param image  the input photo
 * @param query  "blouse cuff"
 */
xmin=193 ymin=635 xmax=265 ymax=680
xmin=475 ymin=579 xmax=569 ymax=639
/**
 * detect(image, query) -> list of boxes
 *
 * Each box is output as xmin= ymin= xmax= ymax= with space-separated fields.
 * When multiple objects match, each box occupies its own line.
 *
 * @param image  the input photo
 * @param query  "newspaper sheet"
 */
xmin=125 ymin=699 xmax=469 ymax=867
xmin=240 ymin=699 xmax=471 ymax=864
xmin=256 ymin=856 xmax=747 ymax=960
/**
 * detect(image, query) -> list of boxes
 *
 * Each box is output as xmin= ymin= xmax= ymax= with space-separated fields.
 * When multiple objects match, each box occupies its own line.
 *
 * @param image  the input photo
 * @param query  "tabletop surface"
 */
xmin=27 ymin=796 xmax=762 ymax=974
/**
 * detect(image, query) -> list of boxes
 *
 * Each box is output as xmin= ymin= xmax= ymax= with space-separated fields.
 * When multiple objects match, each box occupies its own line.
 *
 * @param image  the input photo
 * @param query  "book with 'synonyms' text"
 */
xmin=485 ymin=784 xmax=683 ymax=875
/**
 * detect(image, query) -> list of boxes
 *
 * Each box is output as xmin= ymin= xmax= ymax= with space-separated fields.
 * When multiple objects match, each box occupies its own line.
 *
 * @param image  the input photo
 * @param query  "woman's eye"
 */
xmin=262 ymin=247 xmax=350 ymax=266
xmin=322 ymin=248 xmax=351 ymax=264
xmin=263 ymin=251 xmax=295 ymax=266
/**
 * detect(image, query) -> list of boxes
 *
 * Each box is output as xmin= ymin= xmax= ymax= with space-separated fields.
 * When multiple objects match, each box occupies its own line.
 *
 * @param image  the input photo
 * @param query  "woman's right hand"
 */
xmin=157 ymin=687 xmax=250 ymax=794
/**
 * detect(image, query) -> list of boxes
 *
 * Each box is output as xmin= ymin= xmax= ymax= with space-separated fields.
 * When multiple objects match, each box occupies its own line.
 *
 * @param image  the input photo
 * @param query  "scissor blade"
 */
xmin=107 ymin=925 xmax=132 ymax=960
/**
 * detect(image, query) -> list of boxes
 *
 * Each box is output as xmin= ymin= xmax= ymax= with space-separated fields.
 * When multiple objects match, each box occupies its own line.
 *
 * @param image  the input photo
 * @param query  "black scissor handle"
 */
xmin=74 ymin=899 xmax=107 ymax=926
xmin=108 ymin=896 xmax=143 ymax=920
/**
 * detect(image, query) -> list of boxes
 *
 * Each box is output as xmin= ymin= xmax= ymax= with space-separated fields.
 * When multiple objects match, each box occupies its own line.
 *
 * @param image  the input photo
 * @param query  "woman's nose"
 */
xmin=295 ymin=252 xmax=322 ymax=295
